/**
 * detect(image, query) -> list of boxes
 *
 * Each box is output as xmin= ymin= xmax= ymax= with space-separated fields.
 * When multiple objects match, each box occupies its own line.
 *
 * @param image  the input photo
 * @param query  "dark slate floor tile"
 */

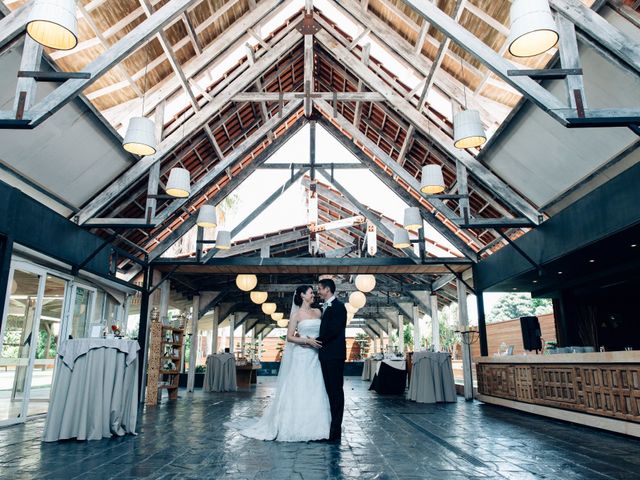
xmin=1 ymin=376 xmax=639 ymax=479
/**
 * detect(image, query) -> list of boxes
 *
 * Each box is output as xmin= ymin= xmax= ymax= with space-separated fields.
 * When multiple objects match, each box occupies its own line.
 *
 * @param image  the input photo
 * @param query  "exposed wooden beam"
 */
xmin=332 ymin=0 xmax=501 ymax=122
xmin=550 ymin=0 xmax=640 ymax=76
xmin=232 ymin=92 xmax=385 ymax=101
xmin=12 ymin=37 xmax=42 ymax=119
xmin=556 ymin=15 xmax=587 ymax=110
xmin=0 ymin=0 xmax=31 ymax=51
xmin=315 ymin=170 xmax=419 ymax=262
xmin=314 ymin=33 xmax=542 ymax=224
xmin=26 ymin=0 xmax=201 ymax=126
xmin=229 ymin=169 xmax=307 ymax=238
xmin=76 ymin=3 xmax=143 ymax=97
xmin=304 ymin=34 xmax=314 ymax=117
xmin=153 ymin=100 xmax=302 ymax=225
xmin=75 ymin=29 xmax=303 ymax=225
xmin=146 ymin=116 xmax=308 ymax=262
xmin=316 ymin=114 xmax=480 ymax=260
xmin=140 ymin=0 xmax=199 ymax=110
xmin=245 ymin=44 xmax=273 ymax=140
xmin=353 ymin=42 xmax=370 ymax=128
xmin=400 ymin=0 xmax=567 ymax=120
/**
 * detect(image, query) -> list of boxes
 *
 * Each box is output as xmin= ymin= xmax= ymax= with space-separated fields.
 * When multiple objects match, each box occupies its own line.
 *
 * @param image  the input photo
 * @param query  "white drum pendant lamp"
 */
xmin=393 ymin=228 xmax=411 ymax=249
xmin=250 ymin=291 xmax=268 ymax=304
xmin=508 ymin=0 xmax=559 ymax=58
xmin=261 ymin=302 xmax=276 ymax=315
xmin=123 ymin=117 xmax=157 ymax=155
xmin=453 ymin=109 xmax=486 ymax=149
xmin=124 ymin=42 xmax=157 ymax=156
xmin=349 ymin=291 xmax=366 ymax=309
xmin=166 ymin=168 xmax=191 ymax=198
xmin=236 ymin=274 xmax=257 ymax=292
xmin=420 ymin=164 xmax=445 ymax=195
xmin=196 ymin=205 xmax=217 ymax=228
xmin=403 ymin=207 xmax=422 ymax=230
xmin=27 ymin=0 xmax=78 ymax=50
xmin=271 ymin=312 xmax=284 ymax=321
xmin=355 ymin=274 xmax=376 ymax=293
xmin=215 ymin=230 xmax=231 ymax=249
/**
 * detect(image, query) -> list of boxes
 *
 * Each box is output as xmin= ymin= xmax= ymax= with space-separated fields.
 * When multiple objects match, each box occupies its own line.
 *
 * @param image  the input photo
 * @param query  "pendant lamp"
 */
xmin=215 ymin=230 xmax=231 ymax=249
xmin=420 ymin=164 xmax=445 ymax=194
xmin=250 ymin=291 xmax=268 ymax=304
xmin=345 ymin=303 xmax=358 ymax=315
xmin=123 ymin=43 xmax=157 ymax=155
xmin=261 ymin=302 xmax=276 ymax=315
xmin=277 ymin=319 xmax=289 ymax=328
xmin=403 ymin=207 xmax=422 ymax=230
xmin=26 ymin=0 xmax=78 ymax=50
xmin=271 ymin=312 xmax=284 ymax=321
xmin=166 ymin=168 xmax=191 ymax=198
xmin=393 ymin=228 xmax=411 ymax=249
xmin=508 ymin=0 xmax=559 ymax=58
xmin=453 ymin=109 xmax=486 ymax=149
xmin=196 ymin=205 xmax=217 ymax=228
xmin=355 ymin=274 xmax=376 ymax=293
xmin=236 ymin=274 xmax=257 ymax=292
xmin=349 ymin=291 xmax=366 ymax=309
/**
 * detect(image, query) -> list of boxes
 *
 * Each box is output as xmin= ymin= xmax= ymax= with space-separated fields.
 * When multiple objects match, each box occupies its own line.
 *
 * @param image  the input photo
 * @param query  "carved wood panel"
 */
xmin=477 ymin=363 xmax=640 ymax=423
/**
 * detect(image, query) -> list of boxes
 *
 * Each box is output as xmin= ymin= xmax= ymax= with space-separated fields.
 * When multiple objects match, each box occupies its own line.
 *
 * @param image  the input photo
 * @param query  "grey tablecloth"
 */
xmin=407 ymin=352 xmax=457 ymax=403
xmin=43 ymin=339 xmax=139 ymax=442
xmin=203 ymin=354 xmax=237 ymax=392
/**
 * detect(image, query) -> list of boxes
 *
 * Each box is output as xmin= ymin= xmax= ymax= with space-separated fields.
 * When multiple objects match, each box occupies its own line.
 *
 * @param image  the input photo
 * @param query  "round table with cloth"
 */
xmin=369 ymin=359 xmax=407 ymax=394
xmin=43 ymin=338 xmax=139 ymax=442
xmin=407 ymin=351 xmax=457 ymax=403
xmin=203 ymin=353 xmax=237 ymax=392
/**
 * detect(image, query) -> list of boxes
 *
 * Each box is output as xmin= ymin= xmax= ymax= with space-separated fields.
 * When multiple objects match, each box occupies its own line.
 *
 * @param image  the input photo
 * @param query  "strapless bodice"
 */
xmin=297 ymin=318 xmax=321 ymax=337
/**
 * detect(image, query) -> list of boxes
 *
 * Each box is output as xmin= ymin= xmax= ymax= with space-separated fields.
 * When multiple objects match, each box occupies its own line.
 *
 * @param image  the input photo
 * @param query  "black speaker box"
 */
xmin=520 ymin=316 xmax=542 ymax=351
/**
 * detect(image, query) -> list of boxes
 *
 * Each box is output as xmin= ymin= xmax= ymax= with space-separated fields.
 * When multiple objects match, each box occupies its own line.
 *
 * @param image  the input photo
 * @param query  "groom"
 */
xmin=315 ymin=278 xmax=347 ymax=441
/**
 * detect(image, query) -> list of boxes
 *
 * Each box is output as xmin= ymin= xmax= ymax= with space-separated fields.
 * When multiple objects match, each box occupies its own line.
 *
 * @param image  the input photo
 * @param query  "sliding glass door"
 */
xmin=0 ymin=263 xmax=69 ymax=426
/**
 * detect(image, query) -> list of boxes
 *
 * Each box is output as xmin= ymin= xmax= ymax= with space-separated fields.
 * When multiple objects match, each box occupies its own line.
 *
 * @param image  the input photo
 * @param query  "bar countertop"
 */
xmin=475 ymin=350 xmax=640 ymax=364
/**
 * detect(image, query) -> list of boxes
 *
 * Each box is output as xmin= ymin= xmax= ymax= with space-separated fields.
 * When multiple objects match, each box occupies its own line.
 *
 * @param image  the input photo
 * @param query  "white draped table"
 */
xmin=203 ymin=354 xmax=237 ymax=392
xmin=43 ymin=338 xmax=139 ymax=442
xmin=369 ymin=358 xmax=407 ymax=394
xmin=407 ymin=352 xmax=457 ymax=404
xmin=361 ymin=358 xmax=373 ymax=381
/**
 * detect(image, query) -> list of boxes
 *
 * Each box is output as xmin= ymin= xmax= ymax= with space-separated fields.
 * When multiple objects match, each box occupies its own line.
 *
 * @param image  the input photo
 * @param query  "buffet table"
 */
xmin=236 ymin=361 xmax=260 ymax=388
xmin=43 ymin=338 xmax=139 ymax=442
xmin=369 ymin=359 xmax=407 ymax=394
xmin=408 ymin=352 xmax=456 ymax=404
xmin=476 ymin=351 xmax=640 ymax=437
xmin=203 ymin=353 xmax=237 ymax=392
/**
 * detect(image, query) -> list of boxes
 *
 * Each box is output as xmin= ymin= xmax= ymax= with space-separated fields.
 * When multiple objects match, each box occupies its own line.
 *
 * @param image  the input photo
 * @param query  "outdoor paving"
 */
xmin=0 ymin=376 xmax=639 ymax=479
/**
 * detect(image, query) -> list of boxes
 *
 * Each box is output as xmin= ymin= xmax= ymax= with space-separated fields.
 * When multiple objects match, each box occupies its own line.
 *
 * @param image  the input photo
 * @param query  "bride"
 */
xmin=236 ymin=285 xmax=331 ymax=442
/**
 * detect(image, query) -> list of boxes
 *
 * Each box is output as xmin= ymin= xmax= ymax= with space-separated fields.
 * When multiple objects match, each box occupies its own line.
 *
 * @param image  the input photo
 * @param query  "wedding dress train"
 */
xmin=235 ymin=318 xmax=331 ymax=442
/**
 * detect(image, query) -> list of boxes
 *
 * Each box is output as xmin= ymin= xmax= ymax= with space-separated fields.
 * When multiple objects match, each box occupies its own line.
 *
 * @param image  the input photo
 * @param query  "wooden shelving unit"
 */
xmin=145 ymin=323 xmax=184 ymax=405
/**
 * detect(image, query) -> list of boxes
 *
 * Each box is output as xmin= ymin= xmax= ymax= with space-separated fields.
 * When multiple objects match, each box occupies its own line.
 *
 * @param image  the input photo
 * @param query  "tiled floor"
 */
xmin=1 ymin=376 xmax=639 ymax=479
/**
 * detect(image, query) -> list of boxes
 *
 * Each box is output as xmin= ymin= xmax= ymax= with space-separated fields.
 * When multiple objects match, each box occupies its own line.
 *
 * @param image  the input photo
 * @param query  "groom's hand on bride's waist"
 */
xmin=305 ymin=336 xmax=322 ymax=349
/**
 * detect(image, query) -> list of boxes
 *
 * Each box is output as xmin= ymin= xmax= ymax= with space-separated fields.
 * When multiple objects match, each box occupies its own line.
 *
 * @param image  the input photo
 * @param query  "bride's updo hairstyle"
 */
xmin=293 ymin=285 xmax=312 ymax=307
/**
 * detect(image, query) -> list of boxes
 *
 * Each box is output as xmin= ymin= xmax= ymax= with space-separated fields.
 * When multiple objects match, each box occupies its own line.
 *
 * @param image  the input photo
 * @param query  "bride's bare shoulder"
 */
xmin=312 ymin=308 xmax=322 ymax=318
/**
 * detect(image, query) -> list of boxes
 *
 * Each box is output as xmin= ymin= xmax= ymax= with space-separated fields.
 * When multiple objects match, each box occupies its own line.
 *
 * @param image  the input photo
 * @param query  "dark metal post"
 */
xmin=472 ymin=264 xmax=488 ymax=356
xmin=0 ymin=235 xmax=14 ymax=333
xmin=477 ymin=290 xmax=488 ymax=357
xmin=137 ymin=260 xmax=151 ymax=403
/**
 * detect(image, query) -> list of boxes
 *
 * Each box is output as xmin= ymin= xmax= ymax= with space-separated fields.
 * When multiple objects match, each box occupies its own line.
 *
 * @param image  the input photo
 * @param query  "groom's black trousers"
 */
xmin=320 ymin=359 xmax=345 ymax=438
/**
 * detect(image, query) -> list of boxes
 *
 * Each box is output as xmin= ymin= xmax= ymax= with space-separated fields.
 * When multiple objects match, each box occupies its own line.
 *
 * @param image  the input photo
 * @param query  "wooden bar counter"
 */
xmin=476 ymin=351 xmax=640 ymax=437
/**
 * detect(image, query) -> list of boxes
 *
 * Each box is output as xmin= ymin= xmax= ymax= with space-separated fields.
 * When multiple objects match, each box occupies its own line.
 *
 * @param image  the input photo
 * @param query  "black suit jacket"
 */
xmin=317 ymin=298 xmax=347 ymax=361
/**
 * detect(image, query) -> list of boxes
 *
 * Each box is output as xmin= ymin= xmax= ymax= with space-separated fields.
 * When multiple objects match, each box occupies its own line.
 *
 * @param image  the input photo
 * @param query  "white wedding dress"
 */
xmin=236 ymin=318 xmax=331 ymax=442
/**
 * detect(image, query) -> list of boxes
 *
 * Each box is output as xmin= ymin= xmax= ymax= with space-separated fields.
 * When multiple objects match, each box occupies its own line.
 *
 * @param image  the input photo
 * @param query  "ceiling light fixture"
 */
xmin=508 ymin=0 xmax=559 ymax=58
xmin=26 ymin=0 xmax=78 ymax=50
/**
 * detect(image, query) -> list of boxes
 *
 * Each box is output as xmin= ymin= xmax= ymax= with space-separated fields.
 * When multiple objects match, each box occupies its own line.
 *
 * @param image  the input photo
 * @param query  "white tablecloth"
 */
xmin=407 ymin=352 xmax=456 ymax=403
xmin=43 ymin=339 xmax=139 ymax=442
xmin=361 ymin=358 xmax=373 ymax=381
xmin=203 ymin=354 xmax=237 ymax=392
xmin=362 ymin=358 xmax=406 ymax=381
